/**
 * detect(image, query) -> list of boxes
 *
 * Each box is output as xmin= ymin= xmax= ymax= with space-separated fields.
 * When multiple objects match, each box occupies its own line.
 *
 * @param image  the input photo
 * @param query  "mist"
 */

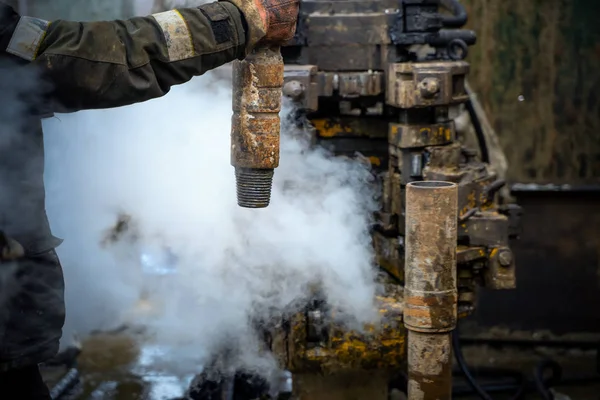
xmin=43 ymin=65 xmax=379 ymax=375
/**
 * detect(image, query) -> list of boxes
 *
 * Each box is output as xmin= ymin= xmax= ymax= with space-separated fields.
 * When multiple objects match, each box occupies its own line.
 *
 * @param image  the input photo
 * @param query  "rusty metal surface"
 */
xmin=461 ymin=0 xmax=600 ymax=185
xmin=386 ymin=62 xmax=470 ymax=109
xmin=271 ymin=289 xmax=407 ymax=375
xmin=283 ymin=64 xmax=319 ymax=111
xmin=407 ymin=331 xmax=452 ymax=400
xmin=389 ymin=122 xmax=455 ymax=150
xmin=404 ymin=182 xmax=458 ymax=333
xmin=404 ymin=181 xmax=456 ymax=400
xmin=279 ymin=6 xmax=520 ymax=397
xmin=231 ymin=46 xmax=283 ymax=170
xmin=231 ymin=45 xmax=284 ymax=207
xmin=484 ymin=246 xmax=516 ymax=290
xmin=282 ymin=0 xmax=398 ymax=71
xmin=302 ymin=116 xmax=391 ymax=169
xmin=381 ymin=102 xmax=519 ymax=312
xmin=372 ymin=232 xmax=403 ymax=282
xmin=310 ymin=117 xmax=389 ymax=140
xmin=279 ymin=4 xmax=520 ymax=395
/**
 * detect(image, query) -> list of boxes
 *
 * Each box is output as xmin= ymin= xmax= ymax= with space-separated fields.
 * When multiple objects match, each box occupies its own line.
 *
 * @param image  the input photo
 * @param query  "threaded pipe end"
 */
xmin=235 ymin=168 xmax=274 ymax=208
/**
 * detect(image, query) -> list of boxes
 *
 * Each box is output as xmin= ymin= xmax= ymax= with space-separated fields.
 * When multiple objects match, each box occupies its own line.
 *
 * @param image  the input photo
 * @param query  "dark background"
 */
xmin=462 ymin=0 xmax=600 ymax=334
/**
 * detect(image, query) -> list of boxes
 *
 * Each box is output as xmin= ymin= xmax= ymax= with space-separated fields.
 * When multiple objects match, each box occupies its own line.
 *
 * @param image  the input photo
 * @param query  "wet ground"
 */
xmin=42 ymin=332 xmax=196 ymax=400
xmin=41 ymin=328 xmax=600 ymax=400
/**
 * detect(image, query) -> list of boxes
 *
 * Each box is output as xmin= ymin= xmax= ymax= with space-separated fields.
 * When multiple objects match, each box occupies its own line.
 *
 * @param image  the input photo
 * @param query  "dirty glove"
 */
xmin=221 ymin=0 xmax=299 ymax=54
xmin=0 ymin=231 xmax=25 ymax=261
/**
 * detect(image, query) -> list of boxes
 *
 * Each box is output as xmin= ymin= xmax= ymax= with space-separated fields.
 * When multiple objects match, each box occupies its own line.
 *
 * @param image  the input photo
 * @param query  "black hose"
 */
xmin=464 ymin=85 xmax=490 ymax=163
xmin=392 ymin=332 xmax=600 ymax=400
xmin=453 ymin=330 xmax=494 ymax=400
xmin=457 ymin=336 xmax=600 ymax=398
xmin=534 ymin=360 xmax=562 ymax=400
xmin=452 ymin=330 xmax=526 ymax=400
xmin=440 ymin=0 xmax=468 ymax=28
xmin=453 ymin=367 xmax=525 ymax=397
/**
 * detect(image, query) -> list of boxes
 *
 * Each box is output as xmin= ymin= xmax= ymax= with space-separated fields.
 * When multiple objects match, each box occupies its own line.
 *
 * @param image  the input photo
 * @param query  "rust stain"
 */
xmin=278 ymin=295 xmax=407 ymax=374
xmin=231 ymin=48 xmax=283 ymax=169
xmin=312 ymin=119 xmax=353 ymax=138
xmin=407 ymin=331 xmax=453 ymax=399
xmin=368 ymin=156 xmax=382 ymax=166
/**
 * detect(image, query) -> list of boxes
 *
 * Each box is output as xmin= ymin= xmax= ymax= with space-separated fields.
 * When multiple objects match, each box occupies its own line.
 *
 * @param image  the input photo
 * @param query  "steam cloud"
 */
xmin=43 ymin=68 xmax=379 ymax=376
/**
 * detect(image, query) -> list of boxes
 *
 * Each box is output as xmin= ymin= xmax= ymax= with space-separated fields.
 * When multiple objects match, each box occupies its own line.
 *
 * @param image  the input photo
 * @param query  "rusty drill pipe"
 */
xmin=404 ymin=181 xmax=458 ymax=400
xmin=231 ymin=45 xmax=284 ymax=208
xmin=407 ymin=331 xmax=453 ymax=400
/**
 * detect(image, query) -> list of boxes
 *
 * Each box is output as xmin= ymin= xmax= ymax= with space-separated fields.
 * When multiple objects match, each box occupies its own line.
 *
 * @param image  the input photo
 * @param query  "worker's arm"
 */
xmin=0 ymin=0 xmax=297 ymax=113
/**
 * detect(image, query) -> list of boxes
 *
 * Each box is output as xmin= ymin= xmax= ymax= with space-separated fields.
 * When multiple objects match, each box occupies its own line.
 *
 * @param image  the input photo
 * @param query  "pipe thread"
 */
xmin=235 ymin=168 xmax=274 ymax=208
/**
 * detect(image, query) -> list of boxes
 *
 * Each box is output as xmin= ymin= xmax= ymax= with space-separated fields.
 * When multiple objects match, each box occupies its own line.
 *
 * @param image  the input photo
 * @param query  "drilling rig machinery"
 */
xmin=188 ymin=1 xmax=523 ymax=399
xmin=273 ymin=0 xmax=521 ymax=398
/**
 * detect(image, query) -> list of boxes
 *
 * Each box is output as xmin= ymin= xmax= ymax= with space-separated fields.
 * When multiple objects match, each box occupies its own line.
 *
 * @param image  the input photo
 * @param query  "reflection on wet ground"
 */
xmin=42 ymin=329 xmax=600 ymax=400
xmin=43 ymin=332 xmax=197 ymax=400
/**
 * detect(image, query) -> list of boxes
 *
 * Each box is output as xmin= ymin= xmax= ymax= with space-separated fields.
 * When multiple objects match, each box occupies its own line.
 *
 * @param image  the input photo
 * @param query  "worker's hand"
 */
xmin=0 ymin=231 xmax=24 ymax=262
xmin=221 ymin=0 xmax=299 ymax=54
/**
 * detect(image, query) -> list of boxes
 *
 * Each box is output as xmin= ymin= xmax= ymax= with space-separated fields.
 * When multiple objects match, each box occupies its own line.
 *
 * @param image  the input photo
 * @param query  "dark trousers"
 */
xmin=0 ymin=364 xmax=51 ymax=400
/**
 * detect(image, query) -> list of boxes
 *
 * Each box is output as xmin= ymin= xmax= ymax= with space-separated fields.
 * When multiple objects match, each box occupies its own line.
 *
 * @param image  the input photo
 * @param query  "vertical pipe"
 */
xmin=231 ymin=45 xmax=284 ymax=208
xmin=404 ymin=181 xmax=458 ymax=400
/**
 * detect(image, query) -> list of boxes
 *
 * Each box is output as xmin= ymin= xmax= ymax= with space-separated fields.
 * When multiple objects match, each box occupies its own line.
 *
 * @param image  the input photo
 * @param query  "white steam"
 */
xmin=43 ymin=70 xmax=378 ymax=374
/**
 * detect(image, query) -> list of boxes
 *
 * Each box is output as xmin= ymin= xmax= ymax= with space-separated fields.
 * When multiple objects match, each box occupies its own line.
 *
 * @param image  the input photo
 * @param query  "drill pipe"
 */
xmin=231 ymin=45 xmax=284 ymax=208
xmin=404 ymin=181 xmax=458 ymax=400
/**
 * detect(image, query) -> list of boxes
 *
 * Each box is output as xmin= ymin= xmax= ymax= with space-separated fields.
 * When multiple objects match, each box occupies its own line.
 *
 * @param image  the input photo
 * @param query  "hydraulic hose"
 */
xmin=453 ymin=329 xmax=527 ymax=400
xmin=453 ymin=368 xmax=525 ymax=397
xmin=534 ymin=360 xmax=562 ymax=400
xmin=464 ymin=85 xmax=490 ymax=163
xmin=452 ymin=331 xmax=600 ymax=400
xmin=440 ymin=0 xmax=468 ymax=28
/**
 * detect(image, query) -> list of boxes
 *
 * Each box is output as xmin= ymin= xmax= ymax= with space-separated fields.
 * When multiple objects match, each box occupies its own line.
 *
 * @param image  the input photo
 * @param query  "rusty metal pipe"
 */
xmin=231 ymin=45 xmax=284 ymax=208
xmin=407 ymin=331 xmax=453 ymax=400
xmin=404 ymin=181 xmax=458 ymax=400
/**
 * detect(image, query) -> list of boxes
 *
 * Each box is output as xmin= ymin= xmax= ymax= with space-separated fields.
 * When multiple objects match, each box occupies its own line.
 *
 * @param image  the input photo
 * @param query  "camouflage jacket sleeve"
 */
xmin=4 ymin=2 xmax=246 ymax=113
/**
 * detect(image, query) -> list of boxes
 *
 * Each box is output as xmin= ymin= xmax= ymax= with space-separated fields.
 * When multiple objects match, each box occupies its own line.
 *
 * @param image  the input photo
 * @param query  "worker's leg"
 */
xmin=0 ymin=250 xmax=65 ymax=399
xmin=0 ymin=364 xmax=51 ymax=400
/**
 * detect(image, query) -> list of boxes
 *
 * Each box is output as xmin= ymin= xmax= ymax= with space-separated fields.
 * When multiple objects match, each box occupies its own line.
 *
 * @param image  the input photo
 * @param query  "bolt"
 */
xmin=419 ymin=77 xmax=441 ymax=98
xmin=283 ymin=80 xmax=304 ymax=100
xmin=498 ymin=249 xmax=513 ymax=267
